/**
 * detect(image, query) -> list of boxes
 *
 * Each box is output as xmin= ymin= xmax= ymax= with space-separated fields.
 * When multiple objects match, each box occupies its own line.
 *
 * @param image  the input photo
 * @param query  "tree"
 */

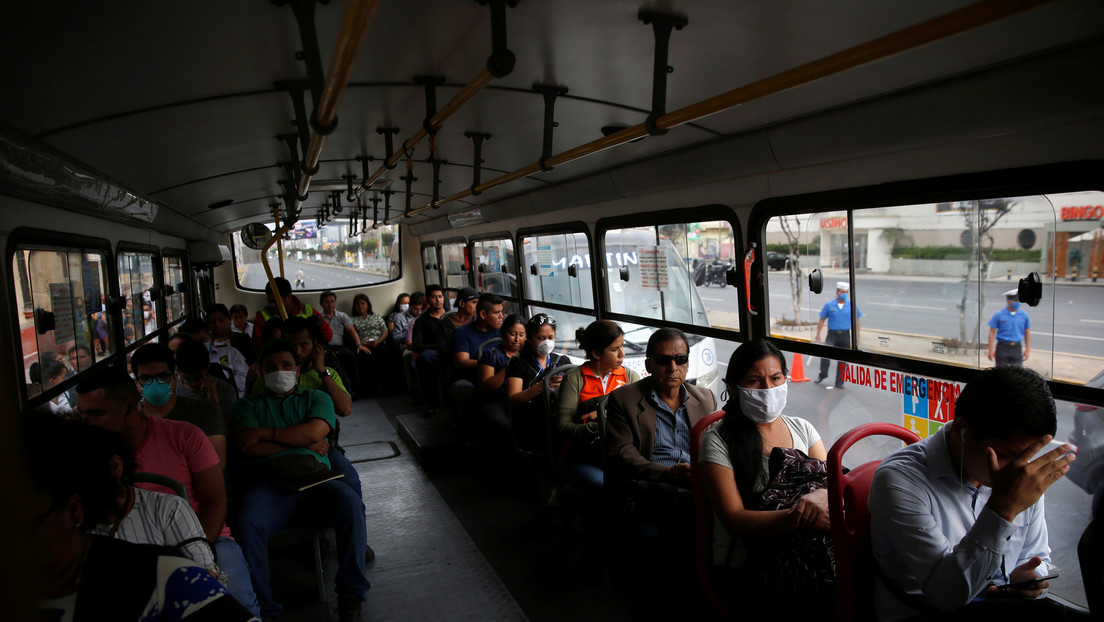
xmin=380 ymin=231 xmax=396 ymax=257
xmin=957 ymin=199 xmax=1014 ymax=345
xmin=880 ymin=227 xmax=914 ymax=255
xmin=778 ymin=215 xmax=805 ymax=322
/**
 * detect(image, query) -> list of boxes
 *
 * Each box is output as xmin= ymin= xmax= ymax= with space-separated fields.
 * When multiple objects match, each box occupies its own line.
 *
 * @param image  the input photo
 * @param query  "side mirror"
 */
xmin=34 ymin=308 xmax=55 ymax=334
xmin=808 ymin=269 xmax=823 ymax=294
xmin=1018 ymin=271 xmax=1043 ymax=306
xmin=619 ymin=265 xmax=630 ymax=282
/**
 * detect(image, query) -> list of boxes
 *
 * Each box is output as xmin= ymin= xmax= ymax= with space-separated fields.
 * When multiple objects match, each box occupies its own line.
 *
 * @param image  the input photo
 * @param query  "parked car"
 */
xmin=1068 ymin=368 xmax=1104 ymax=515
xmin=765 ymin=251 xmax=789 ymax=271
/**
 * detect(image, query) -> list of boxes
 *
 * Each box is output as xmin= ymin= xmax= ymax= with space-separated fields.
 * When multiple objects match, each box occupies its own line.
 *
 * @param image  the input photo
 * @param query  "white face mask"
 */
xmin=737 ymin=383 xmax=788 ymax=424
xmin=536 ymin=338 xmax=556 ymax=357
xmin=265 ymin=370 xmax=298 ymax=393
xmin=399 ymin=303 xmax=409 ymax=313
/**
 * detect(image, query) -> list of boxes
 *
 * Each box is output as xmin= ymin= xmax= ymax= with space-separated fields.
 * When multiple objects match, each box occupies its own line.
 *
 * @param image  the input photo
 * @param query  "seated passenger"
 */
xmin=555 ymin=319 xmax=640 ymax=491
xmin=175 ymin=337 xmax=239 ymax=429
xmin=77 ymin=365 xmax=260 ymax=616
xmin=230 ymin=303 xmax=254 ymax=337
xmin=698 ymin=339 xmax=832 ymax=615
xmin=251 ymin=276 xmax=331 ymax=352
xmin=21 ymin=415 xmax=254 ymax=621
xmin=318 ymin=290 xmax=361 ymax=394
xmin=448 ymin=287 xmax=478 ymax=332
xmin=179 ymin=317 xmax=248 ymax=397
xmin=208 ymin=303 xmax=255 ymax=365
xmin=452 ymin=293 xmax=504 ymax=419
xmin=478 ymin=314 xmax=525 ymax=438
xmin=505 ymin=314 xmax=570 ymax=451
xmin=131 ymin=342 xmax=229 ymax=469
xmin=411 ymin=285 xmax=451 ymax=413
xmin=399 ymin=292 xmax=425 ymax=395
xmin=347 ymin=293 xmax=388 ymax=396
xmin=385 ymin=292 xmax=412 ymax=350
xmin=869 ymin=366 xmax=1085 ymax=621
xmin=233 ymin=339 xmax=370 ymax=622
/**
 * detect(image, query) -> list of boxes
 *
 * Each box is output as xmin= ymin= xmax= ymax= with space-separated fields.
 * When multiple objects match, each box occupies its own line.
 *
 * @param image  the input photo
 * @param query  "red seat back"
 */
xmin=689 ymin=409 xmax=728 ymax=619
xmin=828 ymin=423 xmax=921 ymax=622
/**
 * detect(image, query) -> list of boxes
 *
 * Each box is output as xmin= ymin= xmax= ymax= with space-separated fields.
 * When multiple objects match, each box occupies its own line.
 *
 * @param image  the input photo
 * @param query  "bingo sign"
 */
xmin=836 ymin=362 xmax=960 ymax=439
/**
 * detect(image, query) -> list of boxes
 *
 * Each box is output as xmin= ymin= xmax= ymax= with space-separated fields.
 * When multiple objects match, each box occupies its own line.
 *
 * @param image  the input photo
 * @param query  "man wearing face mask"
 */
xmin=869 ymin=366 xmax=1083 ymax=621
xmin=814 ymin=281 xmax=862 ymax=389
xmin=987 ymin=289 xmax=1031 ymax=366
xmin=233 ymin=339 xmax=370 ymax=622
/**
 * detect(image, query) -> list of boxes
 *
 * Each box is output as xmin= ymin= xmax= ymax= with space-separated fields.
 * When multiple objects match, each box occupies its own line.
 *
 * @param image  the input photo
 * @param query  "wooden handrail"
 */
xmin=383 ymin=0 xmax=1057 ymax=224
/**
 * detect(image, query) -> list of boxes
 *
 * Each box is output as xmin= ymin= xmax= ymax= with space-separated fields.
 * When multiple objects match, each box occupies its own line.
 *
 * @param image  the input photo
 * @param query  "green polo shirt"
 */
xmin=251 ymin=367 xmax=349 ymax=396
xmin=233 ymin=387 xmax=336 ymax=468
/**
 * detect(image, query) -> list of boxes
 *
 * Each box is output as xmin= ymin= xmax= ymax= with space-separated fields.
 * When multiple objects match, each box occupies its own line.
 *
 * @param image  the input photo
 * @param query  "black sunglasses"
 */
xmin=650 ymin=353 xmax=689 ymax=366
xmin=528 ymin=314 xmax=556 ymax=328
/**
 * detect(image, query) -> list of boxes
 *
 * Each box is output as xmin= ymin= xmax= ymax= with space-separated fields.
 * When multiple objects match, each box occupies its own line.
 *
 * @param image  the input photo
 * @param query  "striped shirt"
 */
xmin=648 ymin=385 xmax=691 ymax=466
xmin=90 ymin=487 xmax=216 ymax=571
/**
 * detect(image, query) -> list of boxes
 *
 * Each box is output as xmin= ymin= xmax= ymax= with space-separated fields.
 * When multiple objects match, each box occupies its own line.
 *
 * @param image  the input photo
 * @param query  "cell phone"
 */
xmin=995 ymin=573 xmax=1058 ymax=590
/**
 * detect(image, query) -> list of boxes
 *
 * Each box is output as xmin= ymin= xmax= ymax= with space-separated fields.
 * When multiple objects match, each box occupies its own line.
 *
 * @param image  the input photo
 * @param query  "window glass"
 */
xmin=232 ymin=220 xmax=401 ymax=291
xmin=441 ymin=242 xmax=472 ymax=290
xmin=421 ymin=244 xmax=440 ymax=287
xmin=473 ymin=238 xmax=518 ymax=299
xmin=163 ymin=255 xmax=186 ymax=325
xmin=520 ymin=232 xmax=594 ymax=309
xmin=14 ymin=248 xmax=114 ymax=400
xmin=118 ymin=252 xmax=158 ymax=345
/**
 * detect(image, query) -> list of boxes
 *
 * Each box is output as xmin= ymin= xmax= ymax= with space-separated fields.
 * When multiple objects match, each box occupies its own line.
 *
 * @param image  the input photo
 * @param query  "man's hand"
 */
xmin=985 ymin=557 xmax=1051 ymax=599
xmin=310 ymin=340 xmax=327 ymax=373
xmin=663 ymin=462 xmax=692 ymax=488
xmin=579 ymin=411 xmax=598 ymax=424
xmin=307 ymin=438 xmax=330 ymax=457
xmin=790 ymin=487 xmax=831 ymax=532
xmin=987 ymin=347 xmax=995 ymax=361
xmin=987 ymin=436 xmax=1075 ymax=522
xmin=237 ymin=426 xmax=268 ymax=450
xmin=1023 ymin=348 xmax=1030 ymax=362
xmin=549 ymin=374 xmax=563 ymax=390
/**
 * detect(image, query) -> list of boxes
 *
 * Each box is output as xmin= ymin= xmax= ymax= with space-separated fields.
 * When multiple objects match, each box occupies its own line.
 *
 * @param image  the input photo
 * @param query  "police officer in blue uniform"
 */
xmin=815 ymin=281 xmax=862 ymax=389
xmin=987 ymin=288 xmax=1030 ymax=366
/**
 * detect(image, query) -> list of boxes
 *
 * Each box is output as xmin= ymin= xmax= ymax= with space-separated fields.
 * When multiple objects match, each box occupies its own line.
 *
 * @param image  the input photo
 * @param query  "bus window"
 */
xmin=441 ymin=241 xmax=472 ymax=290
xmin=473 ymin=237 xmax=520 ymax=315
xmin=421 ymin=243 xmax=440 ymax=288
xmin=14 ymin=248 xmax=114 ymax=395
xmin=231 ymin=220 xmax=400 ymax=291
xmin=521 ymin=232 xmax=594 ymax=310
xmin=163 ymin=255 xmax=186 ymax=327
xmin=118 ymin=251 xmax=158 ymax=345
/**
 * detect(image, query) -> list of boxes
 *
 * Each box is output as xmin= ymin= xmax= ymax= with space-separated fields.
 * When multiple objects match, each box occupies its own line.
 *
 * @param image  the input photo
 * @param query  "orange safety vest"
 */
xmin=578 ymin=363 xmax=631 ymax=403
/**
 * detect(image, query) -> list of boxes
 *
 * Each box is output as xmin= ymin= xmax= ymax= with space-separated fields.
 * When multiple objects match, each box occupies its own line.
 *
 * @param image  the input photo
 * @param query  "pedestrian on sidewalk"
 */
xmin=987 ymin=288 xmax=1030 ymax=366
xmin=814 ymin=281 xmax=862 ymax=389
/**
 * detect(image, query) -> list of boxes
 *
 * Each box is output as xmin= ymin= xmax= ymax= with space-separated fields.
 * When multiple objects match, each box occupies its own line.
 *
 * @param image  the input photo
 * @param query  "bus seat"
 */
xmin=134 ymin=471 xmax=188 ymax=501
xmin=541 ymin=364 xmax=580 ymax=495
xmin=476 ymin=337 xmax=501 ymax=359
xmin=827 ymin=422 xmax=921 ymax=622
xmin=689 ymin=409 xmax=728 ymax=620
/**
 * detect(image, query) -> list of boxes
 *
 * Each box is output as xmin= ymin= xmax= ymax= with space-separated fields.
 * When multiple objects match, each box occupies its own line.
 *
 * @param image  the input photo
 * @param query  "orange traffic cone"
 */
xmin=790 ymin=353 xmax=811 ymax=382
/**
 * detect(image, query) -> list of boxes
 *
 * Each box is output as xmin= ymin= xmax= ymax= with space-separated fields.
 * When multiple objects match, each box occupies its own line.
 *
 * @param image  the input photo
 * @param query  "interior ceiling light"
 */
xmin=207 ymin=198 xmax=234 ymax=209
xmin=601 ymin=125 xmax=645 ymax=143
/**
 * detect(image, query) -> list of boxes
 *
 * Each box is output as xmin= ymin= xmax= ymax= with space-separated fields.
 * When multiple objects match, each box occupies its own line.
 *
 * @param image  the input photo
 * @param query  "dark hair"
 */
xmin=175 ymin=339 xmax=211 ymax=374
xmin=130 ymin=342 xmax=177 ymax=376
xmin=229 ymin=304 xmax=249 ymax=318
xmin=68 ymin=344 xmax=92 ymax=358
xmin=955 ymin=366 xmax=1056 ymax=440
xmin=178 ymin=317 xmax=209 ymax=337
xmin=409 ymin=291 xmax=426 ymax=306
xmin=351 ymin=293 xmax=372 ymax=317
xmin=283 ymin=316 xmax=322 ymax=343
xmin=30 ymin=360 xmax=67 ymax=384
xmin=476 ymin=293 xmax=503 ymax=317
xmin=392 ymin=292 xmax=410 ymax=314
xmin=206 ymin=303 xmax=230 ymax=320
xmin=426 ymin=284 xmax=443 ymax=296
xmin=580 ymin=320 xmax=624 ymax=361
xmin=264 ymin=276 xmax=293 ymax=298
xmin=75 ymin=363 xmax=140 ymax=404
xmin=258 ymin=338 xmax=299 ymax=366
xmin=319 ymin=290 xmax=337 ymax=304
xmin=24 ymin=416 xmax=131 ymax=528
xmin=719 ymin=339 xmax=790 ymax=504
xmin=500 ymin=314 xmax=526 ymax=340
xmin=167 ymin=332 xmax=191 ymax=346
xmin=261 ymin=317 xmax=284 ymax=341
xmin=645 ymin=328 xmax=689 ymax=359
xmin=523 ymin=314 xmax=556 ymax=356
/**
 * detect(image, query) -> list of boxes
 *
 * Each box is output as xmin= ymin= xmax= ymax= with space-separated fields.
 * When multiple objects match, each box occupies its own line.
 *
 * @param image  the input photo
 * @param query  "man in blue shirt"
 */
xmin=987 ymin=289 xmax=1031 ymax=367
xmin=451 ymin=292 xmax=504 ymax=417
xmin=814 ymin=281 xmax=862 ymax=389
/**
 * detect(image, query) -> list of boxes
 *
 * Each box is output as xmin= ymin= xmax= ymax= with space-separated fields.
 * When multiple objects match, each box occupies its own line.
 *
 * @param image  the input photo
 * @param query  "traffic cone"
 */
xmin=790 ymin=353 xmax=811 ymax=382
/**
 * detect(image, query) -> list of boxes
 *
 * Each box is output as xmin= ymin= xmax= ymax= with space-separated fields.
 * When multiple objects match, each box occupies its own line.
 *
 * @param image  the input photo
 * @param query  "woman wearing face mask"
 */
xmin=505 ymin=314 xmax=569 ymax=450
xmin=698 ymin=339 xmax=833 ymax=616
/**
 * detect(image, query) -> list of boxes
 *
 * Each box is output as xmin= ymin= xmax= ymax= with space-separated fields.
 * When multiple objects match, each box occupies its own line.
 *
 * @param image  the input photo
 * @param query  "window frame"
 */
xmin=748 ymin=160 xmax=1104 ymax=407
xmin=516 ymin=222 xmax=598 ymax=320
xmin=421 ymin=242 xmax=442 ymax=289
xmin=437 ymin=237 xmax=473 ymax=296
xmin=161 ymin=248 xmax=189 ymax=329
xmin=116 ymin=242 xmax=164 ymax=352
xmin=470 ymin=231 xmax=521 ymax=310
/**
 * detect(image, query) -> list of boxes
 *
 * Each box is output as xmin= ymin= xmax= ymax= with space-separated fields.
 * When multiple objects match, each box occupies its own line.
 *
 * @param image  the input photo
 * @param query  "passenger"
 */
xmin=131 ymin=343 xmax=229 ymax=469
xmin=208 ymin=303 xmax=255 ymax=365
xmin=76 ymin=364 xmax=260 ymax=616
xmin=505 ymin=313 xmax=570 ymax=451
xmin=987 ymin=288 xmax=1030 ymax=366
xmin=179 ymin=317 xmax=248 ymax=397
xmin=400 ymin=292 xmax=425 ymax=394
xmin=318 ymin=290 xmax=361 ymax=395
xmin=251 ymin=276 xmax=331 ymax=351
xmin=385 ymin=292 xmax=412 ymax=349
xmin=21 ymin=415 xmax=255 ymax=621
xmin=478 ymin=313 xmax=526 ymax=436
xmin=411 ymin=284 xmax=451 ymax=413
xmin=230 ymin=303 xmax=254 ymax=336
xmin=555 ymin=320 xmax=640 ymax=491
xmin=347 ymin=293 xmax=389 ymax=396
xmin=452 ymin=293 xmax=505 ymax=419
xmin=176 ymin=337 xmax=239 ymax=429
xmin=698 ymin=339 xmax=832 ymax=615
xmin=869 ymin=365 xmax=1084 ymax=621
xmin=233 ymin=339 xmax=370 ymax=622
xmin=30 ymin=359 xmax=73 ymax=416
xmin=448 ymin=286 xmax=479 ymax=331
xmin=605 ymin=327 xmax=718 ymax=489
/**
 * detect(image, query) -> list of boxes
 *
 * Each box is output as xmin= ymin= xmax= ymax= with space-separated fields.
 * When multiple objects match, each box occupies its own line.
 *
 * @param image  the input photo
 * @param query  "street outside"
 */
xmin=239 ymin=258 xmax=391 ymax=292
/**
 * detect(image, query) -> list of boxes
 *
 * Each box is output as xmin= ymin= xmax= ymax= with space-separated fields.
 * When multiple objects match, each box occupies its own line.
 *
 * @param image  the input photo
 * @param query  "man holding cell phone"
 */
xmin=869 ymin=366 xmax=1087 ymax=620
